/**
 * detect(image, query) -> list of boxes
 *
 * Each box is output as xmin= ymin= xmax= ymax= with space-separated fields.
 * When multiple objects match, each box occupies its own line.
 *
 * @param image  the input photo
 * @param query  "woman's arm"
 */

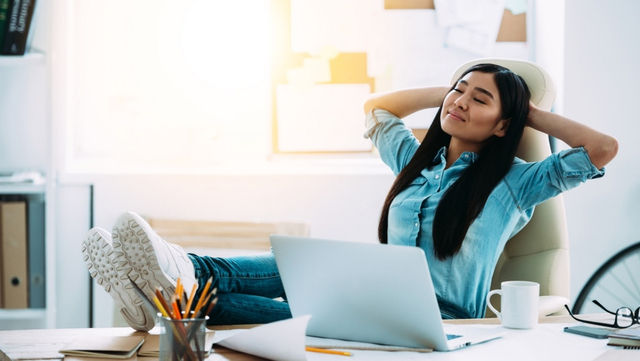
xmin=363 ymin=87 xmax=450 ymax=118
xmin=527 ymin=104 xmax=618 ymax=169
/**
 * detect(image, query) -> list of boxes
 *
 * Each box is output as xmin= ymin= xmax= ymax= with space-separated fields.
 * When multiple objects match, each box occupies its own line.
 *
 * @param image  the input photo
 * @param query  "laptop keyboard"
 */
xmin=446 ymin=333 xmax=463 ymax=340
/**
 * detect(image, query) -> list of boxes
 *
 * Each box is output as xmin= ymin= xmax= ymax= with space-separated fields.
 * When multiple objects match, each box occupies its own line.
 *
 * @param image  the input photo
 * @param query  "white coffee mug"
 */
xmin=486 ymin=281 xmax=540 ymax=329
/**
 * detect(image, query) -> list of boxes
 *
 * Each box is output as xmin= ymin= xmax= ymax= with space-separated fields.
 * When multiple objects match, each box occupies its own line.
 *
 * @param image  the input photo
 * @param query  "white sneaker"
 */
xmin=81 ymin=227 xmax=156 ymax=331
xmin=111 ymin=212 xmax=198 ymax=304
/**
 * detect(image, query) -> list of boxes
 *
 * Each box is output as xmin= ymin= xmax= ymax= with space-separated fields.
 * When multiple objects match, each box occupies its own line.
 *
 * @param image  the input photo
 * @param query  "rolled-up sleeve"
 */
xmin=364 ymin=109 xmax=420 ymax=176
xmin=507 ymin=147 xmax=605 ymax=210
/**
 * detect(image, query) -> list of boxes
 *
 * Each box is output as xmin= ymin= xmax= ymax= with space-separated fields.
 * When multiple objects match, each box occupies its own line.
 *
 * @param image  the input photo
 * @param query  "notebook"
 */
xmin=270 ymin=235 xmax=506 ymax=351
xmin=59 ymin=336 xmax=144 ymax=359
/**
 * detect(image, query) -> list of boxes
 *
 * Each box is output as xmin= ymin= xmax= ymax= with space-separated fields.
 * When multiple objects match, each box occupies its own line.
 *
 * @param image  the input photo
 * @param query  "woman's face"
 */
xmin=440 ymin=71 xmax=509 ymax=150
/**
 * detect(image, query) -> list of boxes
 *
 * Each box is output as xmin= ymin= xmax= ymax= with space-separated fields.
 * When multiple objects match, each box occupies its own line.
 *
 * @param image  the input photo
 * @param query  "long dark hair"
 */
xmin=378 ymin=63 xmax=531 ymax=260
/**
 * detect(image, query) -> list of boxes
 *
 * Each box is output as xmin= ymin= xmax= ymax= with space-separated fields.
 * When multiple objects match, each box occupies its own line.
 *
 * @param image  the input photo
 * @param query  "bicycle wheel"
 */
xmin=573 ymin=242 xmax=640 ymax=314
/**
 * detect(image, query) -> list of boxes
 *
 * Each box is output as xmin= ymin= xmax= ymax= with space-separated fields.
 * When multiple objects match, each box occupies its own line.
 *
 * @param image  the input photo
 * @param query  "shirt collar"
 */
xmin=432 ymin=146 xmax=478 ymax=164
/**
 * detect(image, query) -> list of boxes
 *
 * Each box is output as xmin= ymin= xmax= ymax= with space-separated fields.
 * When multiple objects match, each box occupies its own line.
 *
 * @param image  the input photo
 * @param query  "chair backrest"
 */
xmin=451 ymin=59 xmax=569 ymax=316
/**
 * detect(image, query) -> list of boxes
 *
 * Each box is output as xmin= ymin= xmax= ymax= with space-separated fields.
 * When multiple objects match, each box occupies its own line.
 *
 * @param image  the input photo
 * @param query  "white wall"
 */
xmin=562 ymin=0 xmax=640 ymax=301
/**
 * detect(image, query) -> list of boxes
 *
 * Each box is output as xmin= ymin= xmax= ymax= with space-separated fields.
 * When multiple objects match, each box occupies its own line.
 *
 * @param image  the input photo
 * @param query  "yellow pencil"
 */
xmin=184 ymin=283 xmax=198 ymax=318
xmin=175 ymin=278 xmax=182 ymax=301
xmin=153 ymin=296 xmax=170 ymax=318
xmin=192 ymin=277 xmax=213 ymax=317
xmin=306 ymin=347 xmax=353 ymax=357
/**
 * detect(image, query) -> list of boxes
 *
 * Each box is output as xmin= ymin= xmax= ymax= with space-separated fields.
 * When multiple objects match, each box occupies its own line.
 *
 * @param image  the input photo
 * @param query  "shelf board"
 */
xmin=0 ymin=182 xmax=46 ymax=194
xmin=0 ymin=308 xmax=46 ymax=319
xmin=0 ymin=52 xmax=45 ymax=66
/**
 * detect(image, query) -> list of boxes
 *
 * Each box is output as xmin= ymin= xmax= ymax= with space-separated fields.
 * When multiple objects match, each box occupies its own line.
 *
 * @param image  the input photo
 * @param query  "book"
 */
xmin=607 ymin=327 xmax=640 ymax=347
xmin=1 ymin=0 xmax=36 ymax=56
xmin=136 ymin=334 xmax=160 ymax=357
xmin=0 ymin=0 xmax=11 ymax=50
xmin=59 ymin=336 xmax=145 ymax=359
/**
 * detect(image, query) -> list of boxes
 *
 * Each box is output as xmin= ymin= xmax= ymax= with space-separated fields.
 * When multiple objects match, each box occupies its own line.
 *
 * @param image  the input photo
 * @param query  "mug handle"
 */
xmin=486 ymin=289 xmax=502 ymax=320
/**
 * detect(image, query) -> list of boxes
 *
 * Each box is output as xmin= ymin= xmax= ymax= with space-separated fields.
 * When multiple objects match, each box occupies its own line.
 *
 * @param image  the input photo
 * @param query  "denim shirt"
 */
xmin=364 ymin=109 xmax=605 ymax=318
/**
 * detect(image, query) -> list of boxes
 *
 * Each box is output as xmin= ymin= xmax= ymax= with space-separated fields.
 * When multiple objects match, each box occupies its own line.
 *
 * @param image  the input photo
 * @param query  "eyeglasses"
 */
xmin=565 ymin=300 xmax=640 ymax=329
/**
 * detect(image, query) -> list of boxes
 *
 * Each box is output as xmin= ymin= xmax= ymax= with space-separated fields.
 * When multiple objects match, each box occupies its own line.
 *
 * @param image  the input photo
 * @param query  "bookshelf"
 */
xmin=0 ymin=183 xmax=48 ymax=330
xmin=0 ymin=52 xmax=45 ymax=66
xmin=0 ymin=49 xmax=53 ymax=330
xmin=0 ymin=183 xmax=46 ymax=194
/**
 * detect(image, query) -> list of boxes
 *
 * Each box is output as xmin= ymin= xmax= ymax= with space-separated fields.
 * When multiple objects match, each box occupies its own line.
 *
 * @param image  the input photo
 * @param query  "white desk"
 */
xmin=0 ymin=315 xmax=637 ymax=361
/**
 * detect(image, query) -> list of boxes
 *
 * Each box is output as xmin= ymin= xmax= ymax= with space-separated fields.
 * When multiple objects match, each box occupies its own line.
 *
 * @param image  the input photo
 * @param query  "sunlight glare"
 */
xmin=181 ymin=0 xmax=270 ymax=90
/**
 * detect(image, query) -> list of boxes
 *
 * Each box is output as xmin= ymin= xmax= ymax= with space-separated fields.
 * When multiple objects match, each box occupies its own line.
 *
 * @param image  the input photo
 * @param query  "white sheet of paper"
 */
xmin=442 ymin=0 xmax=506 ymax=56
xmin=213 ymin=315 xmax=311 ymax=361
xmin=434 ymin=0 xmax=485 ymax=27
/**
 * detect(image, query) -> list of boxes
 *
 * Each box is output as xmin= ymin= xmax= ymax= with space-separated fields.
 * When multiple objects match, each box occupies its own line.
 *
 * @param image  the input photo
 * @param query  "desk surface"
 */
xmin=0 ymin=314 xmax=633 ymax=361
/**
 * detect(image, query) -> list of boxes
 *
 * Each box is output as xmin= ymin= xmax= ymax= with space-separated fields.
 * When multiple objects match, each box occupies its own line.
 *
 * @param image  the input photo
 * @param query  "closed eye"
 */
xmin=474 ymin=98 xmax=486 ymax=104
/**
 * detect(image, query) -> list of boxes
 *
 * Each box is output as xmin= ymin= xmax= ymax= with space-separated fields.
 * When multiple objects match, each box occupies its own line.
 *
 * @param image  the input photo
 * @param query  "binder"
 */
xmin=27 ymin=198 xmax=45 ymax=308
xmin=0 ymin=201 xmax=29 ymax=309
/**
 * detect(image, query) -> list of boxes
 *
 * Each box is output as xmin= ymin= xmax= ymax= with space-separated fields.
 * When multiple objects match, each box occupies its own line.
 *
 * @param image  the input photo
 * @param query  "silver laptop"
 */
xmin=270 ymin=235 xmax=505 ymax=351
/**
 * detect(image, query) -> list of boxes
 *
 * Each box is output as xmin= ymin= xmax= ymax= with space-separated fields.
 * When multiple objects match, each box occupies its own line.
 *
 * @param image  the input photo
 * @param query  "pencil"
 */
xmin=155 ymin=288 xmax=172 ymax=318
xmin=153 ymin=296 xmax=170 ymax=318
xmin=192 ymin=277 xmax=213 ymax=317
xmin=193 ymin=290 xmax=213 ymax=319
xmin=175 ymin=277 xmax=182 ymax=299
xmin=202 ymin=296 xmax=218 ymax=319
xmin=172 ymin=296 xmax=182 ymax=320
xmin=306 ymin=347 xmax=353 ymax=356
xmin=184 ymin=283 xmax=198 ymax=318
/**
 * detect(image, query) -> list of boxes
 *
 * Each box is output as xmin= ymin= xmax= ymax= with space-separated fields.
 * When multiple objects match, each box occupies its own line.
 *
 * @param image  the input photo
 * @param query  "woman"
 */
xmin=83 ymin=62 xmax=617 ymax=330
xmin=363 ymin=62 xmax=617 ymax=318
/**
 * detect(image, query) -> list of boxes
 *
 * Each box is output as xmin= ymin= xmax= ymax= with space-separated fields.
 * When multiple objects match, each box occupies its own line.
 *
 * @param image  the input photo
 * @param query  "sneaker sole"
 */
xmin=112 ymin=215 xmax=177 ymax=303
xmin=81 ymin=229 xmax=156 ymax=331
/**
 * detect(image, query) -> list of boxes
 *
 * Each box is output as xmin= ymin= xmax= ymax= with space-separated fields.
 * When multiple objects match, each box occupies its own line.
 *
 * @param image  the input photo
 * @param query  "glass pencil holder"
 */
xmin=159 ymin=315 xmax=209 ymax=361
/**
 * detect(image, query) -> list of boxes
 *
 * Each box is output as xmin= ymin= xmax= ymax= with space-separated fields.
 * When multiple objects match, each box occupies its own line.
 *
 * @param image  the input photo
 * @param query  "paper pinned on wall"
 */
xmin=437 ymin=0 xmax=506 ymax=55
xmin=433 ymin=0 xmax=485 ymax=27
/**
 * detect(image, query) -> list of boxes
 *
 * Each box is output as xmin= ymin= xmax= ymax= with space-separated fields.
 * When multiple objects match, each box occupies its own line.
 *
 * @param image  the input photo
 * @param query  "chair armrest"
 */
xmin=538 ymin=295 xmax=570 ymax=317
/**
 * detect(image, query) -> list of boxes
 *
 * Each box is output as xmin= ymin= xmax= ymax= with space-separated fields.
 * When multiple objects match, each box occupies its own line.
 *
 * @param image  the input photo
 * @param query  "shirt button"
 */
xmin=435 ymin=175 xmax=440 ymax=180
xmin=464 ymin=154 xmax=469 ymax=159
xmin=415 ymin=223 xmax=419 ymax=227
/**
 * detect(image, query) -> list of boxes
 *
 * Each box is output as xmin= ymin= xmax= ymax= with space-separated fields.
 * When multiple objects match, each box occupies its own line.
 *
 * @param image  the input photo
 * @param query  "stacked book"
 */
xmin=608 ymin=328 xmax=640 ymax=349
xmin=0 ymin=0 xmax=37 ymax=56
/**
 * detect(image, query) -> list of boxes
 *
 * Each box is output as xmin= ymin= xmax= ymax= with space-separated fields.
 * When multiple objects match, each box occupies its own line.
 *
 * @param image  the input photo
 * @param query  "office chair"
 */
xmin=451 ymin=59 xmax=570 ymax=317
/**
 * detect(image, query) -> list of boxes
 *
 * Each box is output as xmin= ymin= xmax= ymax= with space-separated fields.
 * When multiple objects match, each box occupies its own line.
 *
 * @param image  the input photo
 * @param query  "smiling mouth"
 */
xmin=447 ymin=111 xmax=465 ymax=122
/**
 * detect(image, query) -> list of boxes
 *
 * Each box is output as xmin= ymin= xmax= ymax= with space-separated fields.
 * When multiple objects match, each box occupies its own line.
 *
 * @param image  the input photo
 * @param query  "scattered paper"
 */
xmin=434 ymin=0 xmax=485 ymax=27
xmin=213 ymin=315 xmax=311 ymax=361
xmin=435 ymin=0 xmax=506 ymax=56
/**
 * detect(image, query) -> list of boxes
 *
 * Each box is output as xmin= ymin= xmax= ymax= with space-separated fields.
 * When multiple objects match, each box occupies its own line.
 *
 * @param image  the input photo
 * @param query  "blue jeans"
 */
xmin=188 ymin=252 xmax=292 ymax=325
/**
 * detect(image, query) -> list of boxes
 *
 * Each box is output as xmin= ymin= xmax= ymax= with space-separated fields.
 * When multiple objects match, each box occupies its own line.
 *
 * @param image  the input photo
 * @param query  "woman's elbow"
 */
xmin=591 ymin=136 xmax=619 ymax=169
xmin=363 ymin=94 xmax=378 ymax=115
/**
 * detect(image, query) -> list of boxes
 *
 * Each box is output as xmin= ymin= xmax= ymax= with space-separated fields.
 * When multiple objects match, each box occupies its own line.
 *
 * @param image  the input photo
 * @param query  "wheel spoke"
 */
xmin=576 ymin=242 xmax=640 ymax=314
xmin=623 ymin=260 xmax=640 ymax=304
xmin=596 ymin=283 xmax=629 ymax=308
